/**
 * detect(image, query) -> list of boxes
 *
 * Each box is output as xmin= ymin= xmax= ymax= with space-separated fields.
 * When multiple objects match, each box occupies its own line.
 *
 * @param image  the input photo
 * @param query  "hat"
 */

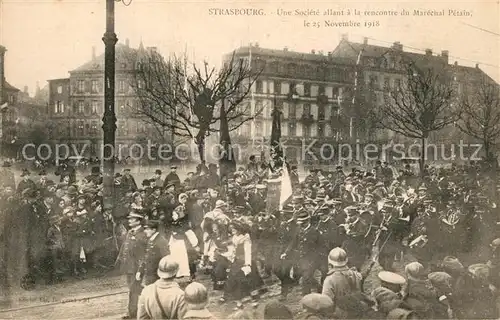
xmin=428 ymin=272 xmax=452 ymax=292
xmin=38 ymin=170 xmax=47 ymax=176
xmin=386 ymin=308 xmax=415 ymax=320
xmin=468 ymin=263 xmax=490 ymax=281
xmin=300 ymin=293 xmax=334 ymax=315
xmin=336 ymin=165 xmax=343 ymax=170
xmin=215 ymin=200 xmax=226 ymax=209
xmin=123 ymin=168 xmax=131 ymax=172
xmin=170 ymin=165 xmax=177 ymax=169
xmin=142 ymin=179 xmax=151 ymax=186
xmin=293 ymin=195 xmax=304 ymax=201
xmin=405 ymin=262 xmax=425 ymax=279
xmin=46 ymin=180 xmax=55 ymax=186
xmin=157 ymin=256 xmax=179 ymax=279
xmin=343 ymin=205 xmax=358 ymax=215
xmin=20 ymin=169 xmax=30 ymax=177
xmin=155 ymin=169 xmax=162 ymax=175
xmin=127 ymin=212 xmax=144 ymax=220
xmin=164 ymin=182 xmax=175 ymax=190
xmin=418 ymin=185 xmax=427 ymax=191
xmin=364 ymin=193 xmax=374 ymax=198
xmin=144 ymin=220 xmax=160 ymax=229
xmin=441 ymin=256 xmax=464 ymax=274
xmin=263 ymin=300 xmax=293 ymax=320
xmin=256 ymin=184 xmax=266 ymax=190
xmin=184 ymin=282 xmax=209 ymax=307
xmin=372 ymin=286 xmax=400 ymax=308
xmin=296 ymin=210 xmax=310 ymax=222
xmin=67 ymin=186 xmax=79 ymax=196
xmin=2 ymin=161 xmax=11 ymax=167
xmin=491 ymin=238 xmax=500 ymax=247
xmin=378 ymin=271 xmax=406 ymax=286
xmin=328 ymin=247 xmax=348 ymax=267
xmin=91 ymin=166 xmax=100 ymax=174
xmin=375 ymin=181 xmax=384 ymax=188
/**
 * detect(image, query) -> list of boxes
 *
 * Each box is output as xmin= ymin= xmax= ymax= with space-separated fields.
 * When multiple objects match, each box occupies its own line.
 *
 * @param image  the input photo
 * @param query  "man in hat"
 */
xmin=116 ymin=212 xmax=148 ymax=319
xmin=164 ymin=165 xmax=181 ymax=189
xmin=378 ymin=270 xmax=406 ymax=297
xmin=88 ymin=166 xmax=102 ymax=185
xmin=121 ymin=169 xmax=138 ymax=193
xmin=248 ymin=184 xmax=267 ymax=215
xmin=17 ymin=169 xmax=36 ymax=195
xmin=137 ymin=220 xmax=171 ymax=286
xmin=280 ymin=210 xmax=324 ymax=296
xmin=46 ymin=213 xmax=65 ymax=284
xmin=321 ymin=247 xmax=362 ymax=303
xmin=152 ymin=169 xmax=163 ymax=188
xmin=137 ymin=256 xmax=187 ymax=320
xmin=36 ymin=169 xmax=49 ymax=189
xmin=0 ymin=161 xmax=15 ymax=189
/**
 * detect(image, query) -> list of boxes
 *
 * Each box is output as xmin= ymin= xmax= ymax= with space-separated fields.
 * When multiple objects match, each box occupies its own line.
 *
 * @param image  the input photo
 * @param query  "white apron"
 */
xmin=169 ymin=230 xmax=198 ymax=278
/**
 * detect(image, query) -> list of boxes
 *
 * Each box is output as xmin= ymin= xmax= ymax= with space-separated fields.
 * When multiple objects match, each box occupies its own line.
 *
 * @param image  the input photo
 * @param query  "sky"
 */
xmin=0 ymin=0 xmax=499 ymax=96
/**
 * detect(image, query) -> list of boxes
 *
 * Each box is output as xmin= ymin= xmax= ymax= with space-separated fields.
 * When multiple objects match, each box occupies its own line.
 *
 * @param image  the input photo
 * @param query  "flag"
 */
xmin=269 ymin=94 xmax=283 ymax=173
xmin=279 ymin=163 xmax=293 ymax=210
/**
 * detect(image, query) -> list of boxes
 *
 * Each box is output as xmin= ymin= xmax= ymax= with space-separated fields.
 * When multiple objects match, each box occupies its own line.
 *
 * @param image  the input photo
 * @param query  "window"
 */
xmin=254 ymin=121 xmax=263 ymax=137
xmin=383 ymin=78 xmax=390 ymax=91
xmin=77 ymin=121 xmax=85 ymax=136
xmin=318 ymin=123 xmax=325 ymax=137
xmin=275 ymin=81 xmax=281 ymax=95
xmin=318 ymin=105 xmax=325 ymax=120
xmin=90 ymin=121 xmax=98 ymax=134
xmin=118 ymin=80 xmax=125 ymax=93
xmin=318 ymin=85 xmax=325 ymax=95
xmin=288 ymin=122 xmax=296 ymax=136
xmin=91 ymin=100 xmax=98 ymax=114
xmin=303 ymin=125 xmax=311 ymax=138
xmin=57 ymin=86 xmax=62 ymax=94
xmin=288 ymin=104 xmax=296 ymax=119
xmin=138 ymin=80 xmax=144 ymax=89
xmin=369 ymin=76 xmax=378 ymax=89
xmin=77 ymin=80 xmax=85 ymax=93
xmin=304 ymin=83 xmax=311 ymax=97
xmin=8 ymin=95 xmax=14 ymax=103
xmin=91 ymin=80 xmax=98 ymax=93
xmin=137 ymin=122 xmax=146 ymax=133
xmin=394 ymin=79 xmax=402 ymax=90
xmin=303 ymin=103 xmax=311 ymax=116
xmin=54 ymin=101 xmax=64 ymax=113
xmin=78 ymin=101 xmax=84 ymax=113
xmin=255 ymin=80 xmax=263 ymax=93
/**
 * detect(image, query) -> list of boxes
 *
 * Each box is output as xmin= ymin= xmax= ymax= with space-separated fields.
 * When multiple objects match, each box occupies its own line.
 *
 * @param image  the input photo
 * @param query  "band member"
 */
xmin=116 ymin=213 xmax=147 ymax=319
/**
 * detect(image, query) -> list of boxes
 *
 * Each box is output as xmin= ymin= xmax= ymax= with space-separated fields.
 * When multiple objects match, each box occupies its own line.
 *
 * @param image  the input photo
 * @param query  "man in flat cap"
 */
xmin=116 ymin=212 xmax=148 ymax=319
xmin=151 ymin=169 xmax=163 ymax=188
xmin=121 ymin=168 xmax=138 ymax=193
xmin=17 ymin=168 xmax=36 ymax=195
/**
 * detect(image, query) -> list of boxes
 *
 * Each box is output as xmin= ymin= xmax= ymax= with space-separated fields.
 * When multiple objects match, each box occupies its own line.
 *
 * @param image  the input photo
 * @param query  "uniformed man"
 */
xmin=378 ymin=271 xmax=406 ymax=297
xmin=274 ymin=206 xmax=298 ymax=300
xmin=281 ymin=210 xmax=324 ymax=296
xmin=116 ymin=213 xmax=148 ymax=319
xmin=137 ymin=220 xmax=171 ymax=286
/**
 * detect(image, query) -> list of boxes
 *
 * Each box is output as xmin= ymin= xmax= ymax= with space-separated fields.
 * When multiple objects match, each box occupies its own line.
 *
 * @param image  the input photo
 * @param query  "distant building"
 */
xmin=227 ymin=44 xmax=356 ymax=164
xmin=47 ymin=40 xmax=168 ymax=159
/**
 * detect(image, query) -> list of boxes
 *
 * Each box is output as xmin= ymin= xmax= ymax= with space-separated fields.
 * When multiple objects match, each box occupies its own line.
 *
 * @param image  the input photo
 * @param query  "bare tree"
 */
xmin=129 ymin=49 xmax=263 ymax=162
xmin=458 ymin=76 xmax=500 ymax=164
xmin=378 ymin=58 xmax=459 ymax=174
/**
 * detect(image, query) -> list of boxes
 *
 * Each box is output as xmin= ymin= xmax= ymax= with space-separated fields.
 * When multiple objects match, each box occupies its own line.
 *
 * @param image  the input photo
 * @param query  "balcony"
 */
xmin=287 ymin=91 xmax=300 ymax=101
xmin=317 ymin=94 xmax=329 ymax=105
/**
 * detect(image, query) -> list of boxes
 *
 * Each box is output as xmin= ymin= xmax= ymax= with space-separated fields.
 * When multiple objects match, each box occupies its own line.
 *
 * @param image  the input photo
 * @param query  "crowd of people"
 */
xmin=1 ymin=156 xmax=500 ymax=319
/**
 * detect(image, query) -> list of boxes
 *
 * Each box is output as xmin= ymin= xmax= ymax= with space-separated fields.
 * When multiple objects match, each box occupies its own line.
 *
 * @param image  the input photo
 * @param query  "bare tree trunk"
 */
xmin=195 ymin=129 xmax=206 ymax=163
xmin=420 ymin=136 xmax=426 ymax=177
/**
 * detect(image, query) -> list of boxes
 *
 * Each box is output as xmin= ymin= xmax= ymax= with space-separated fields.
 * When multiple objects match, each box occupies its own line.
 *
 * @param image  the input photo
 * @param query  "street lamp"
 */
xmin=101 ymin=0 xmax=131 ymax=215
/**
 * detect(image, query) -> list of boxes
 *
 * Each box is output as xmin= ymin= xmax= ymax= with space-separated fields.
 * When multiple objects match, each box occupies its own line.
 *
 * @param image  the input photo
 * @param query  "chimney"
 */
xmin=23 ymin=85 xmax=28 ymax=93
xmin=441 ymin=50 xmax=449 ymax=64
xmin=125 ymin=38 xmax=130 ymax=47
xmin=425 ymin=49 xmax=432 ymax=56
xmin=0 ymin=45 xmax=6 ymax=104
xmin=283 ymin=47 xmax=288 ymax=52
xmin=476 ymin=63 xmax=479 ymax=69
xmin=311 ymin=49 xmax=315 ymax=54
xmin=328 ymin=52 xmax=332 ymax=57
xmin=392 ymin=41 xmax=403 ymax=51
xmin=92 ymin=46 xmax=96 ymax=60
xmin=363 ymin=37 xmax=368 ymax=45
xmin=254 ymin=42 xmax=259 ymax=48
xmin=341 ymin=34 xmax=348 ymax=41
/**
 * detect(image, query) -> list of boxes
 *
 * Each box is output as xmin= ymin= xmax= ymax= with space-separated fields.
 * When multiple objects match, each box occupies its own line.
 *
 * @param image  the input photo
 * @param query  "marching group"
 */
xmin=1 ymin=157 xmax=500 ymax=319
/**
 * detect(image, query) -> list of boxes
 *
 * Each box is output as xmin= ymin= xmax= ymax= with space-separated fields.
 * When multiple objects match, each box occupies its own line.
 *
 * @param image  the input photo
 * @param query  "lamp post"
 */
xmin=102 ymin=0 xmax=118 ymax=214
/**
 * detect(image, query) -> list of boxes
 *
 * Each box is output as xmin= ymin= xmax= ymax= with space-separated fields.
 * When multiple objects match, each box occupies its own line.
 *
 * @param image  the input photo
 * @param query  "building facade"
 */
xmin=47 ymin=41 xmax=167 ymax=159
xmin=229 ymin=44 xmax=356 ymax=164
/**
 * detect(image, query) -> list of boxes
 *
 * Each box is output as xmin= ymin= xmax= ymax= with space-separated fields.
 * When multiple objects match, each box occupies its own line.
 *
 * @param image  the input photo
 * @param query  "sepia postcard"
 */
xmin=0 ymin=0 xmax=499 ymax=319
